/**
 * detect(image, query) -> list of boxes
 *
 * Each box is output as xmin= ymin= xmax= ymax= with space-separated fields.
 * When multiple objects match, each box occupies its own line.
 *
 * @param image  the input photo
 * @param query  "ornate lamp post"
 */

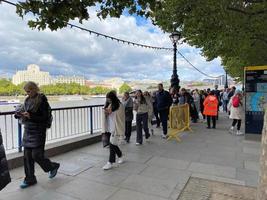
xmin=224 ymin=71 xmax=228 ymax=89
xmin=169 ymin=31 xmax=181 ymax=91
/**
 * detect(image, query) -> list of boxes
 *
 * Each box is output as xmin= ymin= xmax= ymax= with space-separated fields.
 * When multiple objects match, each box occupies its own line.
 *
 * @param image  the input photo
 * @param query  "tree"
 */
xmin=119 ymin=83 xmax=132 ymax=94
xmin=12 ymin=0 xmax=267 ymax=79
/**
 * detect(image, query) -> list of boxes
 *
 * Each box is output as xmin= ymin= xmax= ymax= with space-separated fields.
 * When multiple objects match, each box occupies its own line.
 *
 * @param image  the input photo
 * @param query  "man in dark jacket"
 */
xmin=0 ymin=129 xmax=11 ymax=191
xmin=155 ymin=83 xmax=172 ymax=139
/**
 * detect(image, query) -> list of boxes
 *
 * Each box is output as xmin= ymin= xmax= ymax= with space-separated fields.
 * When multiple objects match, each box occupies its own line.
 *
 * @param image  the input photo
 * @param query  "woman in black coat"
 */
xmin=15 ymin=81 xmax=60 ymax=189
xmin=0 ymin=129 xmax=11 ymax=191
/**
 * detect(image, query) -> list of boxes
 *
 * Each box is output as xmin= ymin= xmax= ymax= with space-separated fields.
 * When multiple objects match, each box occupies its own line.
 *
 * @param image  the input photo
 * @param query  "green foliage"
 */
xmin=15 ymin=0 xmax=160 ymax=31
xmin=0 ymin=79 xmax=112 ymax=96
xmin=13 ymin=0 xmax=267 ymax=79
xmin=119 ymin=83 xmax=132 ymax=94
xmin=152 ymin=0 xmax=267 ymax=79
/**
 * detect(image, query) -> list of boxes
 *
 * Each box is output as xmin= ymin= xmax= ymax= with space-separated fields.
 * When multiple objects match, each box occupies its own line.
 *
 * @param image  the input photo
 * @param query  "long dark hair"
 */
xmin=137 ymin=90 xmax=147 ymax=105
xmin=106 ymin=91 xmax=120 ymax=111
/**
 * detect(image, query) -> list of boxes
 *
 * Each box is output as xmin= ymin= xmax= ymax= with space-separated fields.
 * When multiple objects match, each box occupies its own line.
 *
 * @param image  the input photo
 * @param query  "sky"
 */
xmin=0 ymin=2 xmax=225 ymax=82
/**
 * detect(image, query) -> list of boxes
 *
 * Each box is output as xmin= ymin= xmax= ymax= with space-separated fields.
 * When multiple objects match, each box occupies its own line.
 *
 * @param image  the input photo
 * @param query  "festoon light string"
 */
xmin=1 ymin=0 xmax=223 ymax=79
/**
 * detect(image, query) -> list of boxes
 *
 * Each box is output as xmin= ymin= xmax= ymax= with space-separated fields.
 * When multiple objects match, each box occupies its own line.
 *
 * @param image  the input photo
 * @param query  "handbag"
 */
xmin=101 ymin=132 xmax=111 ymax=147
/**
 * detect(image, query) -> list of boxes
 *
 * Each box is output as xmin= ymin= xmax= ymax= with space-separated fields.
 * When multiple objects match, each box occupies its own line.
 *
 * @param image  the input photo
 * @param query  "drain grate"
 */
xmin=177 ymin=177 xmax=256 ymax=200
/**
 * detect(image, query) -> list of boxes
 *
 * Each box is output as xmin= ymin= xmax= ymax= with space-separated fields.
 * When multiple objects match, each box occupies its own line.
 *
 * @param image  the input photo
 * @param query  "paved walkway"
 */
xmin=1 ymin=113 xmax=261 ymax=200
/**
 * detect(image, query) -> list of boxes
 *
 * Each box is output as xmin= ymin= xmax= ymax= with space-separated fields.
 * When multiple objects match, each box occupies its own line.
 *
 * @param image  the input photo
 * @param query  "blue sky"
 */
xmin=0 ymin=2 xmax=225 ymax=81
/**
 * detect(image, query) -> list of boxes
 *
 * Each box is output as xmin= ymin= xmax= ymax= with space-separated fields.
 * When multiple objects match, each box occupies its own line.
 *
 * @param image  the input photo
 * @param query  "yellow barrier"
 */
xmin=167 ymin=104 xmax=193 ymax=142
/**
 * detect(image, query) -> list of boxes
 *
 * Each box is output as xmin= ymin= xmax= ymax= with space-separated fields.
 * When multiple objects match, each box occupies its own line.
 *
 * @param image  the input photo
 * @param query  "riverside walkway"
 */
xmin=1 ymin=112 xmax=260 ymax=200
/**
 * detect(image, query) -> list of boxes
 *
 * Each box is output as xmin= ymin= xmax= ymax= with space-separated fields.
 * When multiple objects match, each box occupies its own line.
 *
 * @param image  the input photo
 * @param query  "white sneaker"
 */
xmin=229 ymin=127 xmax=234 ymax=134
xmin=118 ymin=157 xmax=124 ymax=164
xmin=136 ymin=142 xmax=141 ymax=146
xmin=102 ymin=162 xmax=113 ymax=170
xmin=161 ymin=134 xmax=167 ymax=139
xmin=236 ymin=130 xmax=244 ymax=136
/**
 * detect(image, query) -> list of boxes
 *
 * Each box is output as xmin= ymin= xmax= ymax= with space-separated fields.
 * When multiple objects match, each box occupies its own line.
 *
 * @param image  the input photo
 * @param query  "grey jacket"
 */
xmin=122 ymin=97 xmax=133 ymax=121
xmin=0 ymin=130 xmax=11 ymax=191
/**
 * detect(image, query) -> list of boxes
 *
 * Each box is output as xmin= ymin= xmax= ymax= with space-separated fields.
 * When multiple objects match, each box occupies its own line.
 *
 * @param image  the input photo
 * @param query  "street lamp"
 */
xmin=169 ymin=31 xmax=181 ymax=91
xmin=224 ymin=71 xmax=228 ymax=89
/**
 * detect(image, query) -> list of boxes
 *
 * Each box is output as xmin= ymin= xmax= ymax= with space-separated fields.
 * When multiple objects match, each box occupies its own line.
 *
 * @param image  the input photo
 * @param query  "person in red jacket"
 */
xmin=203 ymin=91 xmax=219 ymax=129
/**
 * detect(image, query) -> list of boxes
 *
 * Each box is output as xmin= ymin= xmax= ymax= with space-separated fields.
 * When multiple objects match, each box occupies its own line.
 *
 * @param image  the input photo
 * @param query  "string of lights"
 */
xmin=1 ymin=0 xmax=223 ymax=79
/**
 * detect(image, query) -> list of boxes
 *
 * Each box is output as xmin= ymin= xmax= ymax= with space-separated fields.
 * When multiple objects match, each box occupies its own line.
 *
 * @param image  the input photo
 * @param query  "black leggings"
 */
xmin=232 ymin=119 xmax=241 ymax=130
xmin=109 ymin=143 xmax=122 ymax=163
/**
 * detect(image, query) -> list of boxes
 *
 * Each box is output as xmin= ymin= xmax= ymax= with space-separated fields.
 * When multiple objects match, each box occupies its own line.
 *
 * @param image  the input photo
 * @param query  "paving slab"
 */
xmin=119 ymin=174 xmax=176 ymax=198
xmin=56 ymin=178 xmax=118 ymax=200
xmin=177 ymin=177 xmax=256 ymax=200
xmin=107 ymin=189 xmax=168 ymax=200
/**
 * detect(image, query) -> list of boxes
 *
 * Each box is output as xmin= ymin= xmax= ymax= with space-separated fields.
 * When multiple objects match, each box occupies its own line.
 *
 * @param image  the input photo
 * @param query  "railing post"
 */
xmin=18 ymin=122 xmax=22 ymax=152
xmin=90 ymin=107 xmax=93 ymax=134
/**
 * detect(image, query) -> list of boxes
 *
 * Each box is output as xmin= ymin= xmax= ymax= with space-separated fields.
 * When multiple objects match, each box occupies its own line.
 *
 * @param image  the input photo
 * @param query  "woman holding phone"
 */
xmin=15 ymin=81 xmax=60 ymax=189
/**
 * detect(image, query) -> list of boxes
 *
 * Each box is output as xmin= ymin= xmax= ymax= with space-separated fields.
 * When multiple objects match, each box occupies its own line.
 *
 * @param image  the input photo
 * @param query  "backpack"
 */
xmin=232 ymin=96 xmax=240 ymax=108
xmin=46 ymin=102 xmax=53 ymax=128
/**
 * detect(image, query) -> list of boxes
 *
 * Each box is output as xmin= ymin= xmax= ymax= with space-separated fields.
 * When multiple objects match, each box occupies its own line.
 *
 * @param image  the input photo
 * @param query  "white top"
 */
xmin=107 ymin=112 xmax=116 ymax=134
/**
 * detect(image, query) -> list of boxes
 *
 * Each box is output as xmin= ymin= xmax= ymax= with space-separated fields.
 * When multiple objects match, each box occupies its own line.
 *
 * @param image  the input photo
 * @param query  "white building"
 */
xmin=53 ymin=75 xmax=85 ymax=85
xmin=12 ymin=64 xmax=51 ymax=86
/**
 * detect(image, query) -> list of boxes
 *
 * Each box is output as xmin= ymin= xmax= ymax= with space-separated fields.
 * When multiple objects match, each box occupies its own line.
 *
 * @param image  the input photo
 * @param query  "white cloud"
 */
xmin=0 ymin=3 xmax=224 ymax=81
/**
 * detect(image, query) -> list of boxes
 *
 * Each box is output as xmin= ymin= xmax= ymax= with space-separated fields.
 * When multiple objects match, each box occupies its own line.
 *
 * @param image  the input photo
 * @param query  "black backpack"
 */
xmin=46 ymin=102 xmax=53 ymax=129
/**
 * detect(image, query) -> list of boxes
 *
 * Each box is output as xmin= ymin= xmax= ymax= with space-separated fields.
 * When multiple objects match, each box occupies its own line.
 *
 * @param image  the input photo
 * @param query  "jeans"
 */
xmin=223 ymin=100 xmax=229 ymax=112
xmin=24 ymin=146 xmax=58 ymax=184
xmin=109 ymin=143 xmax=122 ymax=163
xmin=159 ymin=109 xmax=169 ymax=135
xmin=125 ymin=121 xmax=132 ymax=142
xmin=232 ymin=119 xmax=241 ymax=130
xmin=207 ymin=116 xmax=216 ymax=128
xmin=136 ymin=113 xmax=149 ymax=144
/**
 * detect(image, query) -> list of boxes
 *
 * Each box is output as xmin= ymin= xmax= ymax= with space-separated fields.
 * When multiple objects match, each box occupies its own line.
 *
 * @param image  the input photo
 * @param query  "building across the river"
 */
xmin=12 ymin=64 xmax=85 ymax=86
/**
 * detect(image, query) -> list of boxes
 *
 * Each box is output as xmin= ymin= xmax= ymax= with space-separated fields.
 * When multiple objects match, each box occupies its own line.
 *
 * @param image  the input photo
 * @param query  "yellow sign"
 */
xmin=245 ymin=66 xmax=267 ymax=71
xmin=167 ymin=104 xmax=193 ymax=142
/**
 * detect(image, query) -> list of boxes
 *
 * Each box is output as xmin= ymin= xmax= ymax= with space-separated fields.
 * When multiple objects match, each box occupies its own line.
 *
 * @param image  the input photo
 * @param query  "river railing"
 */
xmin=0 ymin=104 xmax=105 ymax=153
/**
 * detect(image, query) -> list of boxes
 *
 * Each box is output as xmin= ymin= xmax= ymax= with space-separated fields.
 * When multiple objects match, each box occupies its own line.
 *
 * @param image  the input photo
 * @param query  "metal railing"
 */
xmin=0 ymin=104 xmax=104 ymax=153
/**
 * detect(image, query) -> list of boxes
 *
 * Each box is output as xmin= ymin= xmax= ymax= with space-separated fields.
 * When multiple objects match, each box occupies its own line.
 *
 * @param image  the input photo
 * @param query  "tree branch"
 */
xmin=227 ymin=6 xmax=267 ymax=15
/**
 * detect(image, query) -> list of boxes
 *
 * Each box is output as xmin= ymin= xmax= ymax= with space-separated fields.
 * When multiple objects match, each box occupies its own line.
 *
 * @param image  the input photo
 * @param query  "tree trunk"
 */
xmin=257 ymin=111 xmax=267 ymax=200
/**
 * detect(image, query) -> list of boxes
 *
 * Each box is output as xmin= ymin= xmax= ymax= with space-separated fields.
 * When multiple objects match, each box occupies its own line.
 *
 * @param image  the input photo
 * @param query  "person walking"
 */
xmin=199 ymin=90 xmax=206 ymax=121
xmin=144 ymin=91 xmax=154 ymax=135
xmin=102 ymin=91 xmax=125 ymax=170
xmin=155 ymin=84 xmax=172 ymax=139
xmin=134 ymin=90 xmax=150 ymax=145
xmin=122 ymin=92 xmax=133 ymax=143
xmin=0 ymin=129 xmax=11 ymax=191
xmin=203 ymin=91 xmax=219 ymax=129
xmin=15 ymin=81 xmax=60 ymax=189
xmin=152 ymin=91 xmax=160 ymax=128
xmin=193 ymin=89 xmax=200 ymax=119
xmin=228 ymin=90 xmax=244 ymax=135
xmin=222 ymin=88 xmax=230 ymax=112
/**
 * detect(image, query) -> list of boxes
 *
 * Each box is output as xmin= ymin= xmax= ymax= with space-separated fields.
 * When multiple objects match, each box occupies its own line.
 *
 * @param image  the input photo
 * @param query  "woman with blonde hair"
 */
xmin=15 ymin=81 xmax=60 ymax=189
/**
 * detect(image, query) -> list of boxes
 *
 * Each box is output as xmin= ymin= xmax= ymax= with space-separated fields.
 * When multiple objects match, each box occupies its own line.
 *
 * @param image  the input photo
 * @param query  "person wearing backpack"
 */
xmin=15 ymin=81 xmax=60 ymax=189
xmin=228 ymin=90 xmax=244 ymax=135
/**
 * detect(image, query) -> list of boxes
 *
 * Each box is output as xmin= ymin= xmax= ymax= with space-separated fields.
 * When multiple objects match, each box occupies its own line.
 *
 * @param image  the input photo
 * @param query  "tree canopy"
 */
xmin=119 ymin=83 xmax=132 ymax=94
xmin=9 ymin=0 xmax=267 ymax=79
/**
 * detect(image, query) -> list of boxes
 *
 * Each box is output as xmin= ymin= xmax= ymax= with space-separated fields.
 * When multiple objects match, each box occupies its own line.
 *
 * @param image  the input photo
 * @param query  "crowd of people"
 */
xmin=0 ymin=81 xmax=244 ymax=190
